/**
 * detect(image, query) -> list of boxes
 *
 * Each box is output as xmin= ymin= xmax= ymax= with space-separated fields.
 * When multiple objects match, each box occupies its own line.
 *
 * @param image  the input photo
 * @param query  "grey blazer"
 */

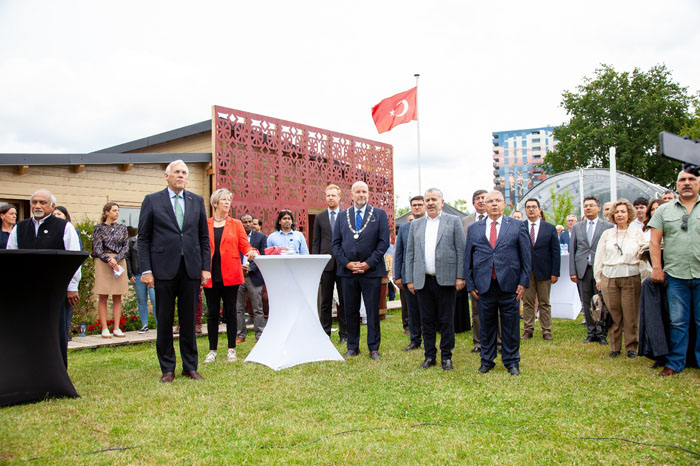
xmin=462 ymin=211 xmax=486 ymax=239
xmin=568 ymin=218 xmax=613 ymax=278
xmin=405 ymin=213 xmax=466 ymax=290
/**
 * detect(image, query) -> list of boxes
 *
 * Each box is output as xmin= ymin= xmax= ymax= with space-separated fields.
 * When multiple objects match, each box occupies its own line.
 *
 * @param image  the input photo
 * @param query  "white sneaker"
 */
xmin=113 ymin=328 xmax=125 ymax=338
xmin=101 ymin=329 xmax=112 ymax=338
xmin=227 ymin=348 xmax=238 ymax=362
xmin=138 ymin=325 xmax=149 ymax=334
xmin=204 ymin=351 xmax=217 ymax=363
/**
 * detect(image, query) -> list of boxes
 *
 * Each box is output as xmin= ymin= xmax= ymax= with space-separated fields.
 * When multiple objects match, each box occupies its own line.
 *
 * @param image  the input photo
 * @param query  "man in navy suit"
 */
xmin=393 ymin=195 xmax=425 ymax=351
xmin=332 ymin=181 xmax=390 ymax=360
xmin=312 ymin=184 xmax=347 ymax=344
xmin=521 ymin=198 xmax=560 ymax=341
xmin=465 ymin=190 xmax=531 ymax=375
xmin=138 ymin=160 xmax=211 ymax=383
xmin=236 ymin=213 xmax=267 ymax=342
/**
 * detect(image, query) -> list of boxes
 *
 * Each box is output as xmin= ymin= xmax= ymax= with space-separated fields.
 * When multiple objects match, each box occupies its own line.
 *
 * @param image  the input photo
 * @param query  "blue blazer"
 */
xmin=528 ymin=221 xmax=561 ymax=281
xmin=464 ymin=216 xmax=531 ymax=294
xmin=393 ymin=221 xmax=411 ymax=281
xmin=137 ymin=188 xmax=210 ymax=281
xmin=247 ymin=230 xmax=267 ymax=287
xmin=332 ymin=205 xmax=390 ymax=278
xmin=559 ymin=230 xmax=570 ymax=247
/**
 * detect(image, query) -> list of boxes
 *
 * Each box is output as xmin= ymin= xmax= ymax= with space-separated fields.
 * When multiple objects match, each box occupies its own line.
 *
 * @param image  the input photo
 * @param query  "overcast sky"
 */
xmin=1 ymin=0 xmax=698 ymax=208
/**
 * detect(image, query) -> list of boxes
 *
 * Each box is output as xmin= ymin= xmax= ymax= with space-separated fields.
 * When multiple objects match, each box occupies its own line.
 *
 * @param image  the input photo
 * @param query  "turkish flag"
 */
xmin=371 ymin=87 xmax=417 ymax=134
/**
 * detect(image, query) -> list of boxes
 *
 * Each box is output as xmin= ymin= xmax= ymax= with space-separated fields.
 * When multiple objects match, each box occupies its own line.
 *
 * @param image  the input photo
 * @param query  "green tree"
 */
xmin=545 ymin=188 xmax=576 ymax=227
xmin=446 ymin=198 xmax=470 ymax=214
xmin=541 ymin=64 xmax=698 ymax=187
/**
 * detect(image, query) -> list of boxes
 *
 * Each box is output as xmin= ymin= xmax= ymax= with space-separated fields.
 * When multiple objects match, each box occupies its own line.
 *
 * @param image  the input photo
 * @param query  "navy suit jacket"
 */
xmin=246 ymin=230 xmax=267 ymax=287
xmin=559 ymin=230 xmax=570 ymax=247
xmin=137 ymin=188 xmax=210 ymax=281
xmin=393 ymin=221 xmax=411 ymax=281
xmin=526 ymin=220 xmax=561 ymax=281
xmin=465 ymin=216 xmax=531 ymax=294
xmin=332 ymin=205 xmax=390 ymax=278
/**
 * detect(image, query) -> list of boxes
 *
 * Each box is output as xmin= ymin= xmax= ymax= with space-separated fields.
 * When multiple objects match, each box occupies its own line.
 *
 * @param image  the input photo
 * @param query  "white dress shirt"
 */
xmin=528 ymin=218 xmax=541 ymax=243
xmin=6 ymin=215 xmax=83 ymax=291
xmin=485 ymin=215 xmax=503 ymax=241
xmin=424 ymin=213 xmax=441 ymax=275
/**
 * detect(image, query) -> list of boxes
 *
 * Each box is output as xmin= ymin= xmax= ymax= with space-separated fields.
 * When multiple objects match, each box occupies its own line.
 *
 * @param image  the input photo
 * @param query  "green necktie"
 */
xmin=175 ymin=194 xmax=184 ymax=230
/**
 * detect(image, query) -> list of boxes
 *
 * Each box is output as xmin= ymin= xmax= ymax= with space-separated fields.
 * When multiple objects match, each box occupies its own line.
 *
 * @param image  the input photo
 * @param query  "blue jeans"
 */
xmin=665 ymin=275 xmax=700 ymax=372
xmin=133 ymin=273 xmax=157 ymax=327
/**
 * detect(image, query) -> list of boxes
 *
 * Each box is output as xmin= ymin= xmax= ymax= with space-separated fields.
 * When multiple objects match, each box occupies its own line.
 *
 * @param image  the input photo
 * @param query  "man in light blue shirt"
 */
xmin=267 ymin=209 xmax=309 ymax=254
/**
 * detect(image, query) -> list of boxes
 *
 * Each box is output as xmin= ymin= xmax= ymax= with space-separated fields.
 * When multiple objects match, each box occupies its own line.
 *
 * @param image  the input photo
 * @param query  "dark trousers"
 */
xmin=405 ymin=287 xmax=422 ymax=346
xmin=203 ymin=282 xmax=239 ymax=351
xmin=342 ymin=275 xmax=381 ymax=352
xmin=416 ymin=275 xmax=455 ymax=360
xmin=319 ymin=270 xmax=346 ymax=340
xmin=578 ymin=265 xmax=607 ymax=339
xmin=478 ymin=279 xmax=520 ymax=369
xmin=154 ymin=258 xmax=200 ymax=373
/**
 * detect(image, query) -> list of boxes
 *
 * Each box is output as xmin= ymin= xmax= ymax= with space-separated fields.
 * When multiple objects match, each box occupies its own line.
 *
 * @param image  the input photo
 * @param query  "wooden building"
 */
xmin=0 ymin=106 xmax=394 ymax=244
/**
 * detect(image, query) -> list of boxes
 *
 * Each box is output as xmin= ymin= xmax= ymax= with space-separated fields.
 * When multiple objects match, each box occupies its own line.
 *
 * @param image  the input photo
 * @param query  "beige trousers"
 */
xmin=522 ymin=271 xmax=552 ymax=335
xmin=601 ymin=274 xmax=641 ymax=352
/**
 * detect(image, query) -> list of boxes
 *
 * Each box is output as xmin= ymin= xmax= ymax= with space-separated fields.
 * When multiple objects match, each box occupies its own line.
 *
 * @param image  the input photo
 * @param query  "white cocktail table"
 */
xmin=245 ymin=255 xmax=345 ymax=370
xmin=550 ymin=253 xmax=581 ymax=319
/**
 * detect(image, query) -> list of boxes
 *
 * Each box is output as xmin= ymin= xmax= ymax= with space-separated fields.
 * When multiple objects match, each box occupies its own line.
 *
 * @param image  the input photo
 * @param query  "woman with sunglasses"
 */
xmin=593 ymin=199 xmax=648 ymax=359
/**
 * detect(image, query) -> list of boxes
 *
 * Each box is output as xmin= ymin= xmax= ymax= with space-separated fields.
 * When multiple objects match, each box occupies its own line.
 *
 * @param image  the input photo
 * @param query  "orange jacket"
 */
xmin=204 ymin=217 xmax=252 ymax=287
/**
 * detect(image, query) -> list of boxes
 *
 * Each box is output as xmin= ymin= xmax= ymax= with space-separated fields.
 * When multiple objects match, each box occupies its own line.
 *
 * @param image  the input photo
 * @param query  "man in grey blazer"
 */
xmin=569 ymin=196 xmax=613 ymax=344
xmin=405 ymin=188 xmax=466 ymax=370
xmin=460 ymin=189 xmax=489 ymax=353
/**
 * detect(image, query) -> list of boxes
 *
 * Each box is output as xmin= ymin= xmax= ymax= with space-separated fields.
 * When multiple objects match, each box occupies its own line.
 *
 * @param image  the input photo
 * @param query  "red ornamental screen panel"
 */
xmin=212 ymin=105 xmax=394 ymax=240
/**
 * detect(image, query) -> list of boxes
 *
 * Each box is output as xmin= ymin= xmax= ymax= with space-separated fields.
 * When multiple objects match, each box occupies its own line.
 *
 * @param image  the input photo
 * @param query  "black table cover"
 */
xmin=0 ymin=249 xmax=88 ymax=407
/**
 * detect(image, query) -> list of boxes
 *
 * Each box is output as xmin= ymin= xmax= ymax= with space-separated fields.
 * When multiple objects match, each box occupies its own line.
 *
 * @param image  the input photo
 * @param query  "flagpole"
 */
xmin=414 ymin=73 xmax=422 ymax=194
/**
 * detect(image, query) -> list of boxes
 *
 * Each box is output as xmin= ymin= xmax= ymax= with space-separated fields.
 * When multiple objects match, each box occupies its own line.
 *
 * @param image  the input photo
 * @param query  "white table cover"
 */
xmin=245 ymin=255 xmax=345 ymax=370
xmin=550 ymin=253 xmax=581 ymax=320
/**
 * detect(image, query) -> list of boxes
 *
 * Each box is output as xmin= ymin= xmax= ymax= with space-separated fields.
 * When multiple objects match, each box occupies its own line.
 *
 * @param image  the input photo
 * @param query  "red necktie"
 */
xmin=490 ymin=220 xmax=498 ymax=278
xmin=530 ymin=223 xmax=536 ymax=246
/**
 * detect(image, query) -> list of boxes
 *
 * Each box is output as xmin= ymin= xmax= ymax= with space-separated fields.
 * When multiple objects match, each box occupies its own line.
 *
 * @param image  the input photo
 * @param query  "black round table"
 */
xmin=0 ymin=249 xmax=88 ymax=407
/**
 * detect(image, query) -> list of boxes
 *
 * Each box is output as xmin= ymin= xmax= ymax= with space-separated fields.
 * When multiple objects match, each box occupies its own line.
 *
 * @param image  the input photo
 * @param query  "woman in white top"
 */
xmin=594 ymin=199 xmax=648 ymax=359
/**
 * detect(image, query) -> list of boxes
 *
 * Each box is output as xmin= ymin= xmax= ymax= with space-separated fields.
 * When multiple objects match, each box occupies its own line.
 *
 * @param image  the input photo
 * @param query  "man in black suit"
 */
xmin=138 ymin=160 xmax=211 ymax=383
xmin=521 ymin=198 xmax=560 ymax=341
xmin=312 ymin=184 xmax=347 ymax=344
xmin=332 ymin=181 xmax=390 ymax=360
xmin=236 ymin=213 xmax=267 ymax=342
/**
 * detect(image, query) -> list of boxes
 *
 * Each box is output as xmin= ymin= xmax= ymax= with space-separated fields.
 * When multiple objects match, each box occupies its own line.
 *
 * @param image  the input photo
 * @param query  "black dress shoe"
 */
xmin=402 ymin=343 xmax=421 ymax=351
xmin=598 ymin=338 xmax=608 ymax=345
xmin=419 ymin=358 xmax=436 ymax=369
xmin=343 ymin=349 xmax=360 ymax=357
xmin=652 ymin=360 xmax=664 ymax=369
xmin=441 ymin=359 xmax=453 ymax=370
xmin=369 ymin=351 xmax=380 ymax=360
xmin=507 ymin=366 xmax=520 ymax=376
xmin=583 ymin=336 xmax=597 ymax=343
xmin=478 ymin=365 xmax=492 ymax=374
xmin=181 ymin=370 xmax=203 ymax=380
xmin=160 ymin=372 xmax=174 ymax=383
xmin=627 ymin=350 xmax=637 ymax=359
xmin=609 ymin=351 xmax=620 ymax=358
xmin=470 ymin=346 xmax=481 ymax=353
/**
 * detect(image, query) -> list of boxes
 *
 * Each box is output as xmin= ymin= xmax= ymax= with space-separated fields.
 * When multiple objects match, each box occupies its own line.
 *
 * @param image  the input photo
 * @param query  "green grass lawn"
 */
xmin=2 ymin=310 xmax=699 ymax=465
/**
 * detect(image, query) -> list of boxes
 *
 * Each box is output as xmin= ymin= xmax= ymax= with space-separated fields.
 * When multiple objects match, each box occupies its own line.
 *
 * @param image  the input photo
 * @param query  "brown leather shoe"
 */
xmin=543 ymin=333 xmax=553 ymax=341
xmin=521 ymin=331 xmax=533 ymax=340
xmin=658 ymin=367 xmax=678 ymax=377
xmin=236 ymin=337 xmax=245 ymax=343
xmin=182 ymin=370 xmax=203 ymax=380
xmin=160 ymin=372 xmax=174 ymax=383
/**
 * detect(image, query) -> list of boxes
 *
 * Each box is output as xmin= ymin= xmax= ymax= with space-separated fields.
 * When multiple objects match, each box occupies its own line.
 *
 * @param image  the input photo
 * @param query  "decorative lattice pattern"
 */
xmin=213 ymin=106 xmax=394 ymax=240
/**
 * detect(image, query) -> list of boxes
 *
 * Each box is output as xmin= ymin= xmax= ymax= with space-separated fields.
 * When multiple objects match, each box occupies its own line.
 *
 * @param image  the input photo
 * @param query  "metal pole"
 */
xmin=414 ymin=73 xmax=422 ymax=194
xmin=609 ymin=146 xmax=617 ymax=203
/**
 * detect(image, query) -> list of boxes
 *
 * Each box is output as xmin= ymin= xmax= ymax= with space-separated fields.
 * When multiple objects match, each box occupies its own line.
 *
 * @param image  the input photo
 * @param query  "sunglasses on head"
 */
xmin=681 ymin=214 xmax=689 ymax=231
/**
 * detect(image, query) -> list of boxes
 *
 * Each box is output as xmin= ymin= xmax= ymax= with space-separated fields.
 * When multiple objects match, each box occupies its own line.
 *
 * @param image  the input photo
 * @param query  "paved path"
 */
xmin=68 ymin=300 xmax=402 ymax=351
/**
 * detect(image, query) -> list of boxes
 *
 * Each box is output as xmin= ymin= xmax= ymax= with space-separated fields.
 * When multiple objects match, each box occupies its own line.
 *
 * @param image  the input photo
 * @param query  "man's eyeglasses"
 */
xmin=681 ymin=214 xmax=689 ymax=231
